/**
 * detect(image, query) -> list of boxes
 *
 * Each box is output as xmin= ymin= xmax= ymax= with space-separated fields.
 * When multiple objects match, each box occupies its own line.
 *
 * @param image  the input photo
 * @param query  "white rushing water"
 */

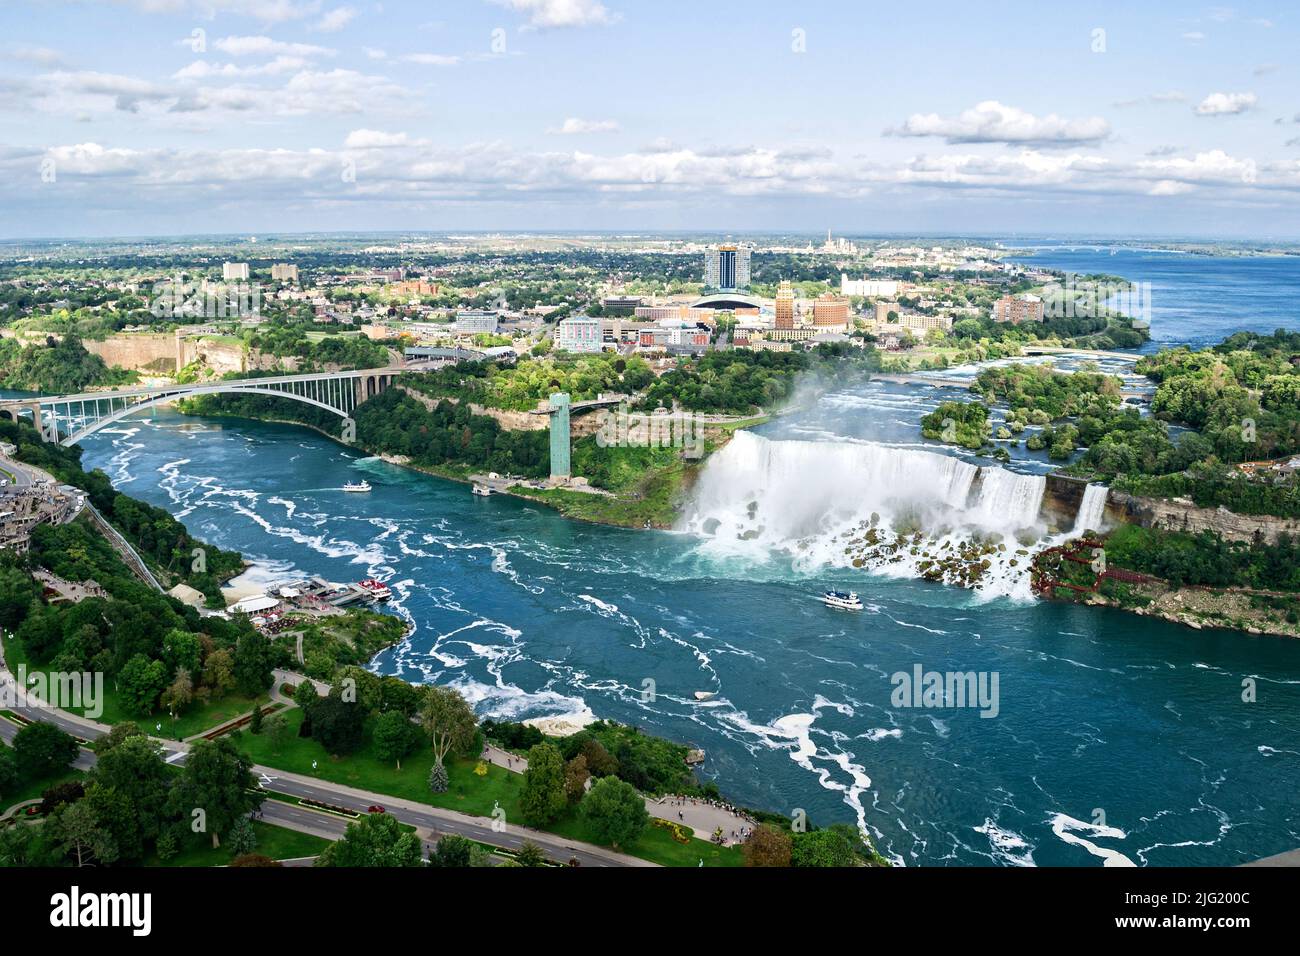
xmin=1072 ymin=483 xmax=1109 ymax=535
xmin=681 ymin=432 xmax=1051 ymax=598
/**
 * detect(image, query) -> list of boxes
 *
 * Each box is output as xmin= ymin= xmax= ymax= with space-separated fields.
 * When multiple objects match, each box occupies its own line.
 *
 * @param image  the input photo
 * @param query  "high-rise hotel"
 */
xmin=775 ymin=280 xmax=795 ymax=329
xmin=703 ymin=244 xmax=751 ymax=290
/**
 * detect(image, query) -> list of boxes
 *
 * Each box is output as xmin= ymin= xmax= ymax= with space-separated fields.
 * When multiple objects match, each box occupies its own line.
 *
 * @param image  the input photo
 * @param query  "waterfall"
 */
xmin=680 ymin=432 xmax=1050 ymax=597
xmin=1072 ymin=483 xmax=1109 ymax=534
xmin=969 ymin=469 xmax=1047 ymax=529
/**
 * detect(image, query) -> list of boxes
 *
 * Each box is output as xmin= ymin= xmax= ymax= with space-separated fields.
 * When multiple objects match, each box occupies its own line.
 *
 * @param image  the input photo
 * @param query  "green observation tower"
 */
xmin=548 ymin=392 xmax=571 ymax=481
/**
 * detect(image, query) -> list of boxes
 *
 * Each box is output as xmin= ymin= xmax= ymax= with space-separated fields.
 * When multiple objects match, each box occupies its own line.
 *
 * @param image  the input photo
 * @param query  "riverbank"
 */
xmin=172 ymin=401 xmax=725 ymax=530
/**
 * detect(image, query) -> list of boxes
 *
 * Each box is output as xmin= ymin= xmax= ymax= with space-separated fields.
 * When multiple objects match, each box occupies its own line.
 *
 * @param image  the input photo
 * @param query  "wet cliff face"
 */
xmin=1041 ymin=473 xmax=1089 ymax=530
xmin=1107 ymin=490 xmax=1300 ymax=544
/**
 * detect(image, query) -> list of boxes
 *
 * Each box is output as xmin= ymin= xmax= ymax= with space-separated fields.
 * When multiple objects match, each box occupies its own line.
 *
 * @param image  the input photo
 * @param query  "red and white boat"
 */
xmin=356 ymin=579 xmax=392 ymax=602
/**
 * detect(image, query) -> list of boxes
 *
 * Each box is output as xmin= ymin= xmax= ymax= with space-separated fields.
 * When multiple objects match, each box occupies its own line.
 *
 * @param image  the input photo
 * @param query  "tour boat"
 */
xmin=356 ymin=579 xmax=392 ymax=601
xmin=342 ymin=480 xmax=371 ymax=492
xmin=693 ymin=691 xmax=717 ymax=702
xmin=471 ymin=484 xmax=494 ymax=496
xmin=821 ymin=589 xmax=864 ymax=611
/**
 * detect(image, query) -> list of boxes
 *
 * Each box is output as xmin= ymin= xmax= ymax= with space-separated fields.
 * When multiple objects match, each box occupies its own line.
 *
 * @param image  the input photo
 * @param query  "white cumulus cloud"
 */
xmin=548 ymin=117 xmax=620 ymax=134
xmin=489 ymin=0 xmax=618 ymax=30
xmin=1194 ymin=91 xmax=1258 ymax=115
xmin=891 ymin=100 xmax=1111 ymax=146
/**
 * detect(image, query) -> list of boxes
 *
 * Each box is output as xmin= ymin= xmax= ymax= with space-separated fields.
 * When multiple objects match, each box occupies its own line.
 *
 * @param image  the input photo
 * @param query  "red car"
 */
xmin=366 ymin=805 xmax=386 ymax=814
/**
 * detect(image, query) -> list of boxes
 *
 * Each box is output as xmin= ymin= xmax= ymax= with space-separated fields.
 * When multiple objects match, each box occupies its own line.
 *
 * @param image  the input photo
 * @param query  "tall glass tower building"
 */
xmin=703 ymin=244 xmax=751 ymax=290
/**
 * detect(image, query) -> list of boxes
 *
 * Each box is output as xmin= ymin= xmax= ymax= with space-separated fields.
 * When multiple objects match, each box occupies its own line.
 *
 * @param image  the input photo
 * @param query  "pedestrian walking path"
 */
xmin=481 ymin=744 xmax=756 ymax=846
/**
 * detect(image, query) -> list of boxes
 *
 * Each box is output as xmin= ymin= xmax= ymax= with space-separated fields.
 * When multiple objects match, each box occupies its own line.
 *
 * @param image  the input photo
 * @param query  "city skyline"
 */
xmin=1 ymin=1 xmax=1299 ymax=238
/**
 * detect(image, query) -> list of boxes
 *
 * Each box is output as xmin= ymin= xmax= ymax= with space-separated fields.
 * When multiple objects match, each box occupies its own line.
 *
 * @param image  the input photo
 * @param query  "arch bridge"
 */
xmin=0 ymin=367 xmax=399 ymax=446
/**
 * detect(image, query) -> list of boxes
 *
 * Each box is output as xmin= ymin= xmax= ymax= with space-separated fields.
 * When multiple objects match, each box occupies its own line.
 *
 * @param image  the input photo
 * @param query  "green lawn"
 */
xmin=144 ymin=821 xmax=330 ymax=867
xmin=233 ymin=709 xmax=743 ymax=867
xmin=2 ymin=632 xmax=270 ymax=740
xmin=235 ymin=708 xmax=524 ymax=817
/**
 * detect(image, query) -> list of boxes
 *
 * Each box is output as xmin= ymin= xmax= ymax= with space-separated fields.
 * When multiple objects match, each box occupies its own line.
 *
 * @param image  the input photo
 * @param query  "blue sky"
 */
xmin=1 ymin=0 xmax=1298 ymax=238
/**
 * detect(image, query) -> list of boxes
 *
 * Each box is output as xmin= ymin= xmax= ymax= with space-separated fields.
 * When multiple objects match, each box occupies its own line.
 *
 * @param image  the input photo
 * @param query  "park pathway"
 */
xmin=481 ymin=744 xmax=755 ymax=846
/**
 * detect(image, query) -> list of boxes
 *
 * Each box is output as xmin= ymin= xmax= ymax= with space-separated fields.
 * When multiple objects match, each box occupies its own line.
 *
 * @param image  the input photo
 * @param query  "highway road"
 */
xmin=0 ymin=666 xmax=651 ymax=867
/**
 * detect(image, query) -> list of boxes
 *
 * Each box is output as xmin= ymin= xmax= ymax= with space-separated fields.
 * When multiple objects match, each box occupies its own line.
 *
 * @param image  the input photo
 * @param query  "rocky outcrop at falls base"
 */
xmin=1106 ymin=490 xmax=1300 ymax=544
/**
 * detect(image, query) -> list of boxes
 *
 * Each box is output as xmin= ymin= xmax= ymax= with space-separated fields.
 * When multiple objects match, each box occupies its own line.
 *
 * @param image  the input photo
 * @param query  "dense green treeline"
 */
xmin=402 ymin=355 xmax=657 ymax=412
xmin=1103 ymin=524 xmax=1300 ymax=591
xmin=354 ymin=389 xmax=550 ymax=477
xmin=0 ymin=335 xmax=136 ymax=393
xmin=639 ymin=344 xmax=878 ymax=415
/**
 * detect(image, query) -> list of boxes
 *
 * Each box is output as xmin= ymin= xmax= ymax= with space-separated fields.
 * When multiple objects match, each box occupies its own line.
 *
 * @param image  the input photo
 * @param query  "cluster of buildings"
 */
xmin=0 ymin=444 xmax=85 ymax=554
xmin=555 ymin=313 xmax=712 ymax=355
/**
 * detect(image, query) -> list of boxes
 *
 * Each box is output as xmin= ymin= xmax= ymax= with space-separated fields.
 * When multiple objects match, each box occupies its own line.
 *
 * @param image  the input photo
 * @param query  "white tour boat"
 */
xmin=821 ymin=589 xmax=864 ymax=611
xmin=342 ymin=480 xmax=372 ymax=493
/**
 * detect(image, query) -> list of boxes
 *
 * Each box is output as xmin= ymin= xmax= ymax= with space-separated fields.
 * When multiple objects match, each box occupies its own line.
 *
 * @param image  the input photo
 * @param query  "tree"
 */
xmin=12 ymin=721 xmax=79 ymax=780
xmin=0 ymin=560 xmax=38 ymax=631
xmin=155 ymin=829 xmax=179 ymax=862
xmin=428 ymin=762 xmax=449 ymax=794
xmin=743 ymin=825 xmax=793 ymax=867
xmin=233 ymin=631 xmax=274 ymax=697
xmin=0 ymin=750 xmax=17 ymax=798
xmin=520 ymin=742 xmax=567 ymax=827
xmin=201 ymin=647 xmax=235 ymax=696
xmin=315 ymin=812 xmax=422 ymax=867
xmin=373 ymin=710 xmax=418 ymax=769
xmin=160 ymin=666 xmax=194 ymax=719
xmin=15 ymin=604 xmax=64 ymax=664
xmin=579 ymin=777 xmax=648 ymax=849
xmin=791 ymin=825 xmax=863 ymax=868
xmin=580 ymin=737 xmax=618 ymax=778
xmin=0 ymin=817 xmax=64 ymax=867
xmin=167 ymin=737 xmax=262 ymax=849
xmin=564 ymin=754 xmax=590 ymax=803
xmin=52 ymin=800 xmax=118 ymax=867
xmin=378 ymin=675 xmax=421 ymax=716
xmin=417 ymin=685 xmax=476 ymax=770
xmin=264 ymin=714 xmax=291 ymax=754
xmin=161 ymin=629 xmax=201 ymax=677
xmin=295 ymin=680 xmax=319 ymax=736
xmin=117 ymin=653 xmax=168 ymax=716
xmin=248 ymin=703 xmax=264 ymax=734
xmin=309 ymin=693 xmax=366 ymax=755
xmin=90 ymin=721 xmax=143 ymax=755
xmin=86 ymin=735 xmax=170 ymax=860
xmin=430 ymin=833 xmax=474 ymax=867
xmin=228 ymin=817 xmax=257 ymax=856
xmin=38 ymin=781 xmax=85 ymax=815
xmin=514 ymin=840 xmax=548 ymax=867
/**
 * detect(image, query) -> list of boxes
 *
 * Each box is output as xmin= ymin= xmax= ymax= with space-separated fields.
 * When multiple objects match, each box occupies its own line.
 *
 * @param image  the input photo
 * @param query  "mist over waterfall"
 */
xmin=680 ymin=431 xmax=1052 ymax=598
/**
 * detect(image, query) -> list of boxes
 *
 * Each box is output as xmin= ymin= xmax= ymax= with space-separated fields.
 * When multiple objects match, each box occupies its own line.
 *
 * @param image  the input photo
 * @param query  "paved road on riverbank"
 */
xmin=0 ymin=660 xmax=652 ymax=867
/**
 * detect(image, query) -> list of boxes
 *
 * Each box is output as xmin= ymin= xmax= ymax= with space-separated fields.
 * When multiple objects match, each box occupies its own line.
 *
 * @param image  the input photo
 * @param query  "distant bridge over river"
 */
xmin=0 ymin=367 xmax=399 ymax=446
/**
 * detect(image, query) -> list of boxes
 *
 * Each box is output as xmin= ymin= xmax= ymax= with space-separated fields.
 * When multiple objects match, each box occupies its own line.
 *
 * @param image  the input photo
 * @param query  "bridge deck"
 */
xmin=3 ymin=366 xmax=401 ymax=406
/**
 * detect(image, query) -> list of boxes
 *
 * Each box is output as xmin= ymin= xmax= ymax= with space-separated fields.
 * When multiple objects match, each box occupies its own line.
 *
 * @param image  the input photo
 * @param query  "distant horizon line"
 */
xmin=3 ymin=229 xmax=1299 ymax=246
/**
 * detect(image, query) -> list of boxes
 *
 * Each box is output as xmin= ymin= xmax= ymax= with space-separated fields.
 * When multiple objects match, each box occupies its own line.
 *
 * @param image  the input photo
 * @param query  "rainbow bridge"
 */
xmin=0 ymin=367 xmax=399 ymax=446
